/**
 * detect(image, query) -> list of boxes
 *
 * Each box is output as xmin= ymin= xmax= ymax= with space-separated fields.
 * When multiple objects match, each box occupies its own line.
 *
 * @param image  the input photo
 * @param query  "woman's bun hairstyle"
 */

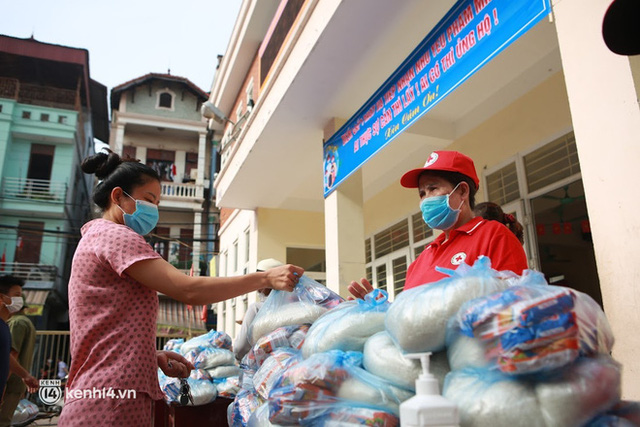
xmin=81 ymin=149 xmax=123 ymax=180
xmin=82 ymin=148 xmax=160 ymax=211
xmin=474 ymin=201 xmax=525 ymax=244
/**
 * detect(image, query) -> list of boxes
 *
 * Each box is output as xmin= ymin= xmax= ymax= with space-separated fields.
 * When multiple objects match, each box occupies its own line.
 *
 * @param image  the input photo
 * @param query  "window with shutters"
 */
xmin=374 ymin=220 xmax=409 ymax=258
xmin=524 ymin=132 xmax=579 ymax=193
xmin=486 ymin=161 xmax=520 ymax=205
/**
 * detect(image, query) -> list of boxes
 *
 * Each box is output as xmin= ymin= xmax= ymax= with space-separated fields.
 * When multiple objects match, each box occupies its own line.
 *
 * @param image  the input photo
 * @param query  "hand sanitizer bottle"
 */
xmin=400 ymin=352 xmax=459 ymax=427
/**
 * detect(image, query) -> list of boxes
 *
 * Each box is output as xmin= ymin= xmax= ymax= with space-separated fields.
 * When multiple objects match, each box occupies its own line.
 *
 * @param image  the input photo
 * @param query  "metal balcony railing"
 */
xmin=0 ymin=262 xmax=57 ymax=282
xmin=1 ymin=177 xmax=68 ymax=203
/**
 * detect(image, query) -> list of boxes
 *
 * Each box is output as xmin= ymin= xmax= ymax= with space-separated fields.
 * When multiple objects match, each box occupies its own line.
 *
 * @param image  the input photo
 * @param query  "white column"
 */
xmin=192 ymin=211 xmax=203 ymax=276
xmin=112 ymin=124 xmax=125 ymax=156
xmin=174 ymin=150 xmax=186 ymax=183
xmin=197 ymin=132 xmax=207 ymax=185
xmin=136 ymin=146 xmax=147 ymax=164
xmin=553 ymin=0 xmax=640 ymax=399
xmin=324 ymin=169 xmax=366 ymax=297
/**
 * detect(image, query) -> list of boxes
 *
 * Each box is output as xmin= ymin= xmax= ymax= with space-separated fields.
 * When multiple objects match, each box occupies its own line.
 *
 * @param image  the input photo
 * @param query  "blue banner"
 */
xmin=323 ymin=0 xmax=551 ymax=197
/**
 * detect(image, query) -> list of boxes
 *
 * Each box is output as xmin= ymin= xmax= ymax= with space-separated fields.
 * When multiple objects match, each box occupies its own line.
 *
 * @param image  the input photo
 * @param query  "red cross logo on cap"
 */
xmin=451 ymin=252 xmax=467 ymax=265
xmin=424 ymin=152 xmax=439 ymax=167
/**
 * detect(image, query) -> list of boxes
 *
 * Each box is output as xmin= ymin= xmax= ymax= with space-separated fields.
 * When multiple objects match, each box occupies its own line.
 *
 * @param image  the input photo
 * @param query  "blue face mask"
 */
xmin=420 ymin=182 xmax=463 ymax=230
xmin=118 ymin=190 xmax=159 ymax=235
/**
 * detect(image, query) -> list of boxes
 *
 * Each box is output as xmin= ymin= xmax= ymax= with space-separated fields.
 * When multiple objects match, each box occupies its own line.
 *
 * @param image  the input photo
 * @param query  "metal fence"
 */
xmin=30 ymin=331 xmax=193 ymax=382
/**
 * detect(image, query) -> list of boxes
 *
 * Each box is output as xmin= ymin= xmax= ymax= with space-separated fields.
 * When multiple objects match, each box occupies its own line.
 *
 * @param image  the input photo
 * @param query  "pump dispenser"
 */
xmin=399 ymin=352 xmax=459 ymax=427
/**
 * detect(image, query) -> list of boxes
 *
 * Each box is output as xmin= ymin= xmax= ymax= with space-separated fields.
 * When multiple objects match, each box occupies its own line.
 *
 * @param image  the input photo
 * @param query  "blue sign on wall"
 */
xmin=323 ymin=0 xmax=551 ymax=197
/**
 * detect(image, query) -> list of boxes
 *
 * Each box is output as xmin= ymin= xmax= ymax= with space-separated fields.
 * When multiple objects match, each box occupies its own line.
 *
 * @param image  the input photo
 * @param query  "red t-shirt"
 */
xmin=404 ymin=217 xmax=527 ymax=290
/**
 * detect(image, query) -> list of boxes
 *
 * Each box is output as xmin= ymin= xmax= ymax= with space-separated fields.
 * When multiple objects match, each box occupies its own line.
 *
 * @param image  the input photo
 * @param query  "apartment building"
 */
xmin=0 ymin=35 xmax=109 ymax=329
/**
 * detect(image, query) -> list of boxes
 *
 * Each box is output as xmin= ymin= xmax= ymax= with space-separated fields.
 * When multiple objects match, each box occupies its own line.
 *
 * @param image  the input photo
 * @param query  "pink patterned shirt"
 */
xmin=66 ymin=219 xmax=164 ymax=401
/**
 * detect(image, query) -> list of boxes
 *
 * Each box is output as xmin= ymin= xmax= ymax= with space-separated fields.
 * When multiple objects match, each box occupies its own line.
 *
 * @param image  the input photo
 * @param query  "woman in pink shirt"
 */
xmin=59 ymin=150 xmax=303 ymax=426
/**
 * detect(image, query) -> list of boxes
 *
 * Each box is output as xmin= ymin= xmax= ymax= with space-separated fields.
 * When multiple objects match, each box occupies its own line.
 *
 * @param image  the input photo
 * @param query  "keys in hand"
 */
xmin=178 ymin=378 xmax=194 ymax=406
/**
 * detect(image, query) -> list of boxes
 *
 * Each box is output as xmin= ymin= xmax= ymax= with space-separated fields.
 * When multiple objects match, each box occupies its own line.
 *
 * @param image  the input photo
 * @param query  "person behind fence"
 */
xmin=39 ymin=358 xmax=53 ymax=380
xmin=473 ymin=201 xmax=525 ymax=244
xmin=57 ymin=358 xmax=68 ymax=380
xmin=58 ymin=149 xmax=304 ymax=427
xmin=0 ymin=275 xmax=38 ymax=426
xmin=349 ymin=151 xmax=528 ymax=298
xmin=233 ymin=258 xmax=284 ymax=361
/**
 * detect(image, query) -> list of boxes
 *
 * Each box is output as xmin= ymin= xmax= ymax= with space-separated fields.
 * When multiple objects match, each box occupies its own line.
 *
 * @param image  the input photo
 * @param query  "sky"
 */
xmin=1 ymin=0 xmax=243 ymax=94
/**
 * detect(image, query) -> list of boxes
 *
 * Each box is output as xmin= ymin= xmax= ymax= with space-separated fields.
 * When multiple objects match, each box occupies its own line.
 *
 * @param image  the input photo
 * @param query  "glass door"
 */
xmin=529 ymin=179 xmax=602 ymax=306
xmin=371 ymin=248 xmax=411 ymax=301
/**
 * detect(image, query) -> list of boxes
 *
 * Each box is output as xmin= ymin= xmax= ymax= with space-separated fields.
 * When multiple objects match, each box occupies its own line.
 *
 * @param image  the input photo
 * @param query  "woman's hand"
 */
xmin=264 ymin=265 xmax=305 ymax=292
xmin=348 ymin=278 xmax=374 ymax=300
xmin=157 ymin=350 xmax=195 ymax=378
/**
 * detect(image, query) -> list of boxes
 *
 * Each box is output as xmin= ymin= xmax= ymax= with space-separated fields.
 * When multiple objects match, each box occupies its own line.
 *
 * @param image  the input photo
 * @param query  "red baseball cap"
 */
xmin=400 ymin=150 xmax=480 ymax=189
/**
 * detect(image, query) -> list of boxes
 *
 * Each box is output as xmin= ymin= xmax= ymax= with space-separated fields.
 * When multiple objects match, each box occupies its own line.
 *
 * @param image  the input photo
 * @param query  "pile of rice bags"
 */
xmin=229 ymin=256 xmax=635 ymax=427
xmin=231 ymin=280 xmax=406 ymax=426
xmin=159 ymin=329 xmax=239 ymax=405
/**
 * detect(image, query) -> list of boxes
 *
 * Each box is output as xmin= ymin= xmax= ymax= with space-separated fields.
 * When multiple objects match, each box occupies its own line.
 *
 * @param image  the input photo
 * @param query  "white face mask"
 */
xmin=7 ymin=296 xmax=24 ymax=313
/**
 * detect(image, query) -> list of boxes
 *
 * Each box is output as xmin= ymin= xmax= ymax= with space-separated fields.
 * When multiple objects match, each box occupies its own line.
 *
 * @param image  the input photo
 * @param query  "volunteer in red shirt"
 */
xmin=349 ymin=150 xmax=527 ymax=297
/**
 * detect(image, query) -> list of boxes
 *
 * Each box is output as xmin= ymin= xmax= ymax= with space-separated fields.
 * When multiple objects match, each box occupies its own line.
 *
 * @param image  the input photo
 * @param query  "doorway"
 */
xmin=530 ymin=179 xmax=602 ymax=306
xmin=15 ymin=221 xmax=44 ymax=264
xmin=371 ymin=248 xmax=411 ymax=301
xmin=26 ymin=144 xmax=54 ymax=195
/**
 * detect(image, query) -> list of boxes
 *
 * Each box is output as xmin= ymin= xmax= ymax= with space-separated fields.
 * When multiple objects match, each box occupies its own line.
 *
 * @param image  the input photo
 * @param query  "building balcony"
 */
xmin=0 ymin=77 xmax=78 ymax=110
xmin=160 ymin=182 xmax=204 ymax=202
xmin=1 ymin=262 xmax=57 ymax=282
xmin=0 ymin=177 xmax=67 ymax=204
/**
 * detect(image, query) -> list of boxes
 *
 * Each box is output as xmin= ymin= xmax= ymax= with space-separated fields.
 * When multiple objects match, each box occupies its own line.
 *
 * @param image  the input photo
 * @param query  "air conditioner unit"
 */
xmin=190 ymin=169 xmax=198 ymax=180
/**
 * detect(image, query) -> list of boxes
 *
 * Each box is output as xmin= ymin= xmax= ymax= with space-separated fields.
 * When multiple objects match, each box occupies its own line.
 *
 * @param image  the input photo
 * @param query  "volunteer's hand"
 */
xmin=265 ymin=264 xmax=305 ymax=292
xmin=23 ymin=374 xmax=39 ymax=393
xmin=348 ymin=278 xmax=374 ymax=300
xmin=157 ymin=350 xmax=194 ymax=378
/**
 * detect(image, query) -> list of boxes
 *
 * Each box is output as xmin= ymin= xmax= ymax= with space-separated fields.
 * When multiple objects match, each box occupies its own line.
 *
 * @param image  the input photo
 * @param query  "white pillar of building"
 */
xmin=112 ymin=124 xmax=125 ymax=156
xmin=553 ymin=0 xmax=640 ymax=399
xmin=197 ymin=132 xmax=207 ymax=185
xmin=192 ymin=211 xmax=203 ymax=276
xmin=136 ymin=146 xmax=147 ymax=164
xmin=324 ymin=168 xmax=367 ymax=297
